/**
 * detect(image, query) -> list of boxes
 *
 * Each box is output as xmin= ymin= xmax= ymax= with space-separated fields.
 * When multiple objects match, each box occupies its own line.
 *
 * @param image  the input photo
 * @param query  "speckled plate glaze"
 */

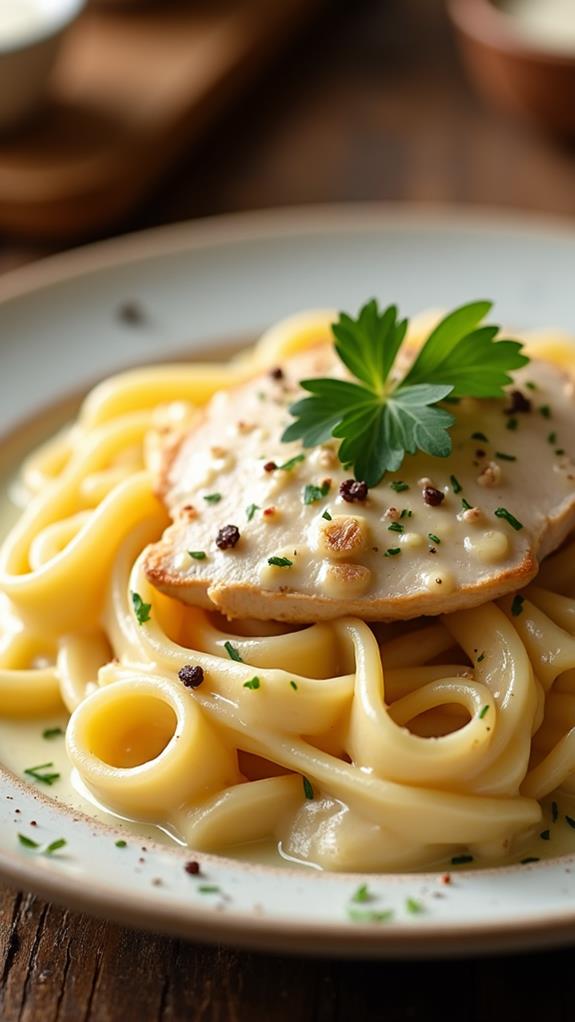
xmin=3 ymin=205 xmax=575 ymax=957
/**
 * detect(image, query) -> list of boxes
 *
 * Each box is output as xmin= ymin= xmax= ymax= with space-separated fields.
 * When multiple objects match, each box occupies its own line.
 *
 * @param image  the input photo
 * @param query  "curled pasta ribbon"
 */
xmin=66 ymin=673 xmax=240 ymax=819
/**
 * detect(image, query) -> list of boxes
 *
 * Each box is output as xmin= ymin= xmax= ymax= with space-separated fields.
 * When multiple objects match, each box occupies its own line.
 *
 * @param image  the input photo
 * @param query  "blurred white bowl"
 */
xmin=0 ymin=0 xmax=86 ymax=132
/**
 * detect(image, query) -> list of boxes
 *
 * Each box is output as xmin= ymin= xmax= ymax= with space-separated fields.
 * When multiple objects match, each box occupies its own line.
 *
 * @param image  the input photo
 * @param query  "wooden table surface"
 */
xmin=2 ymin=1 xmax=575 ymax=1018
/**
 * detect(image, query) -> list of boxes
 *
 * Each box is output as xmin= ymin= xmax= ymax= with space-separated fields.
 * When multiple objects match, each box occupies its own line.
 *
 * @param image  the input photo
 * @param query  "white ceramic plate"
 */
xmin=3 ymin=204 xmax=575 ymax=957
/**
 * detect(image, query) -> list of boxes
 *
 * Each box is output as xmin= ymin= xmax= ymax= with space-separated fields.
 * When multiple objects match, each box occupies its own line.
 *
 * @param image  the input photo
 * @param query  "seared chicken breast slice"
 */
xmin=145 ymin=344 xmax=575 ymax=622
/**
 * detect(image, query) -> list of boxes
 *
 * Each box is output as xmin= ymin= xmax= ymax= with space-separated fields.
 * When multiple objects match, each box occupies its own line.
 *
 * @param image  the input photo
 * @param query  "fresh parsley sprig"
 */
xmin=282 ymin=300 xmax=528 ymax=486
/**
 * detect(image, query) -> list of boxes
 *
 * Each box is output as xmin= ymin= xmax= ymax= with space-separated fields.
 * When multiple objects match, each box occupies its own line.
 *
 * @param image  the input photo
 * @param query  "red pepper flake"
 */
xmin=184 ymin=860 xmax=201 ymax=875
xmin=263 ymin=461 xmax=277 ymax=473
xmin=263 ymin=506 xmax=277 ymax=518
xmin=505 ymin=390 xmax=531 ymax=414
xmin=440 ymin=873 xmax=451 ymax=885
xmin=178 ymin=665 xmax=205 ymax=688
xmin=423 ymin=486 xmax=445 ymax=507
xmin=269 ymin=367 xmax=284 ymax=380
xmin=216 ymin=525 xmax=241 ymax=550
xmin=339 ymin=479 xmax=368 ymax=502
xmin=180 ymin=504 xmax=197 ymax=520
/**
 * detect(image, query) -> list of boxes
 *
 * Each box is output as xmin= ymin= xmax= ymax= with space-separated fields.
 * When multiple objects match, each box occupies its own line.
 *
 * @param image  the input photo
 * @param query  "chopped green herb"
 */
xmin=511 ymin=594 xmax=525 ymax=616
xmin=400 ymin=508 xmax=413 ymax=519
xmin=547 ymin=432 xmax=557 ymax=445
xmin=131 ymin=591 xmax=151 ymax=625
xmin=224 ymin=640 xmax=243 ymax=663
xmin=203 ymin=492 xmax=222 ymax=504
xmin=566 ymin=816 xmax=575 ymax=830
xmin=539 ymin=404 xmax=551 ymax=419
xmin=115 ymin=839 xmax=127 ymax=848
xmin=198 ymin=885 xmax=220 ymax=894
xmin=390 ymin=481 xmax=409 ymax=493
xmin=388 ymin=522 xmax=404 ymax=533
xmin=495 ymin=451 xmax=516 ymax=462
xmin=506 ymin=417 xmax=518 ymax=431
xmin=384 ymin=547 xmax=401 ymax=557
xmin=405 ymin=897 xmax=424 ymax=915
xmin=322 ymin=509 xmax=332 ymax=520
xmin=277 ymin=454 xmax=305 ymax=472
xmin=552 ymin=801 xmax=559 ymax=823
xmin=495 ymin=507 xmax=523 ymax=531
xmin=18 ymin=833 xmax=40 ymax=849
xmin=267 ymin=556 xmax=293 ymax=567
xmin=471 ymin=431 xmax=488 ymax=442
xmin=351 ymin=883 xmax=372 ymax=903
xmin=540 ymin=829 xmax=550 ymax=841
xmin=521 ymin=856 xmax=540 ymax=864
xmin=525 ymin=381 xmax=537 ymax=391
xmin=42 ymin=727 xmax=64 ymax=740
xmin=24 ymin=762 xmax=60 ymax=786
xmin=451 ymin=854 xmax=474 ymax=865
xmin=461 ymin=498 xmax=472 ymax=511
xmin=428 ymin=533 xmax=441 ymax=545
xmin=46 ymin=838 xmax=67 ymax=855
xmin=243 ymin=676 xmax=261 ymax=690
xmin=479 ymin=704 xmax=489 ymax=719
xmin=289 ymin=680 xmax=298 ymax=691
xmin=347 ymin=907 xmax=394 ymax=924
xmin=188 ymin=550 xmax=206 ymax=561
xmin=450 ymin=474 xmax=462 ymax=494
xmin=303 ymin=776 xmax=314 ymax=800
xmin=556 ymin=449 xmax=566 ymax=456
xmin=303 ymin=481 xmax=330 ymax=505
xmin=246 ymin=503 xmax=260 ymax=521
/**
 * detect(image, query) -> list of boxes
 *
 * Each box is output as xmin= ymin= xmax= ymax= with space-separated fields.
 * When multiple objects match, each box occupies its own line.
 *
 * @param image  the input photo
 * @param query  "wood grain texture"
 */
xmin=1 ymin=0 xmax=575 ymax=1018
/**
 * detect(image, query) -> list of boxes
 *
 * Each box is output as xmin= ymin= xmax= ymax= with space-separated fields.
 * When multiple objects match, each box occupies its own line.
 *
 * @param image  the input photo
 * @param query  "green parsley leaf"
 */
xmin=45 ymin=838 xmax=67 ymax=855
xmin=42 ymin=727 xmax=64 ymax=740
xmin=405 ymin=897 xmax=424 ymax=915
xmin=388 ymin=522 xmax=404 ymax=533
xmin=495 ymin=451 xmax=516 ymax=462
xmin=24 ymin=762 xmax=60 ymax=786
xmin=303 ymin=482 xmax=330 ymax=505
xmin=347 ymin=907 xmax=394 ymax=924
xmin=246 ymin=503 xmax=260 ymax=521
xmin=283 ymin=301 xmax=527 ymax=486
xmin=384 ymin=547 xmax=401 ymax=557
xmin=479 ymin=704 xmax=489 ymax=719
xmin=243 ymin=676 xmax=261 ymax=690
xmin=224 ymin=640 xmax=243 ymax=662
xmin=511 ymin=594 xmax=525 ymax=616
xmin=428 ymin=533 xmax=441 ymax=544
xmin=188 ymin=550 xmax=206 ymax=560
xmin=198 ymin=885 xmax=221 ymax=894
xmin=551 ymin=800 xmax=559 ymax=823
xmin=131 ymin=591 xmax=151 ymax=625
xmin=495 ymin=507 xmax=523 ymax=531
xmin=322 ymin=509 xmax=332 ymax=520
xmin=540 ymin=829 xmax=550 ymax=841
xmin=277 ymin=454 xmax=305 ymax=471
xmin=539 ymin=405 xmax=551 ymax=419
xmin=303 ymin=776 xmax=314 ymax=800
xmin=391 ymin=480 xmax=410 ymax=492
xmin=400 ymin=507 xmax=413 ymax=518
xmin=115 ymin=839 xmax=127 ymax=848
xmin=506 ymin=417 xmax=518 ymax=431
xmin=450 ymin=474 xmax=462 ymax=493
xmin=203 ymin=492 xmax=222 ymax=504
xmin=471 ymin=431 xmax=488 ymax=441
xmin=289 ymin=680 xmax=298 ymax=691
xmin=18 ymin=833 xmax=40 ymax=849
xmin=267 ymin=556 xmax=293 ymax=567
xmin=451 ymin=854 xmax=474 ymax=865
xmin=351 ymin=883 xmax=372 ymax=903
xmin=565 ymin=816 xmax=575 ymax=830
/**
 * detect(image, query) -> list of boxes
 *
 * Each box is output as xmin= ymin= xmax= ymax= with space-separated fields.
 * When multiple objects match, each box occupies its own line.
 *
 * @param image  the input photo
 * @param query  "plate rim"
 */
xmin=3 ymin=201 xmax=575 ymax=956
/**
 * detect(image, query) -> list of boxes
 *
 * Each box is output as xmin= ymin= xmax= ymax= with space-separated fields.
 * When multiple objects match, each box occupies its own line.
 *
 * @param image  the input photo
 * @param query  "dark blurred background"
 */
xmin=1 ymin=0 xmax=574 ymax=275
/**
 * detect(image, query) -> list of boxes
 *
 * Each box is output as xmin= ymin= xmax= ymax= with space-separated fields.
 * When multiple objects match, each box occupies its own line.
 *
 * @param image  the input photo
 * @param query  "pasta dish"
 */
xmin=2 ymin=301 xmax=575 ymax=873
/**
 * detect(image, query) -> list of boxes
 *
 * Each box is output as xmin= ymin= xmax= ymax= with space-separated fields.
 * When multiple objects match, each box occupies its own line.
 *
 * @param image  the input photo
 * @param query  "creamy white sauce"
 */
xmin=0 ymin=0 xmax=71 ymax=48
xmin=3 ymin=386 xmax=575 ymax=873
xmin=502 ymin=0 xmax=575 ymax=54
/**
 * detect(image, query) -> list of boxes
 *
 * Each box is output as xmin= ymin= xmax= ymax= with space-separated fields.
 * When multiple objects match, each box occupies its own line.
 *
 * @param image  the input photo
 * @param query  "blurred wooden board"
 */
xmin=0 ymin=0 xmax=322 ymax=240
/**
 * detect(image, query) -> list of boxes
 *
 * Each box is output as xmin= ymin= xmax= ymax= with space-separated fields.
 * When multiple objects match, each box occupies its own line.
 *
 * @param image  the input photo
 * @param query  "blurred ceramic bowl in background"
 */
xmin=0 ymin=0 xmax=86 ymax=132
xmin=447 ymin=0 xmax=575 ymax=137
